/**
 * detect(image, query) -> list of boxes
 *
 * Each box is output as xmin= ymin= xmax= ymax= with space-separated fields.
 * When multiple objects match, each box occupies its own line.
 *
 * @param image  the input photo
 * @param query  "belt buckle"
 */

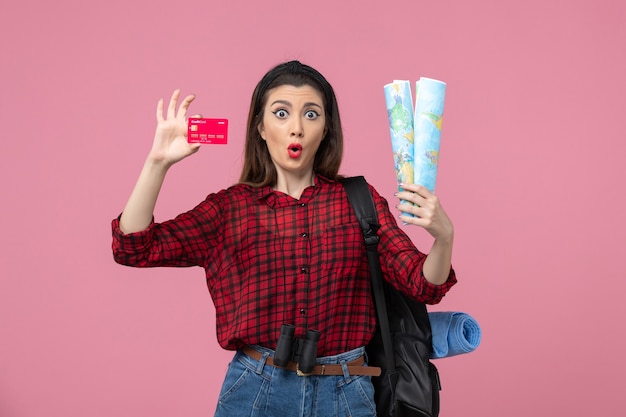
xmin=297 ymin=364 xmax=324 ymax=377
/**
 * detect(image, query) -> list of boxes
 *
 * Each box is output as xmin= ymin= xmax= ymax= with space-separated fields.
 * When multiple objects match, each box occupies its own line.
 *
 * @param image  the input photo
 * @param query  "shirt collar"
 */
xmin=255 ymin=174 xmax=333 ymax=209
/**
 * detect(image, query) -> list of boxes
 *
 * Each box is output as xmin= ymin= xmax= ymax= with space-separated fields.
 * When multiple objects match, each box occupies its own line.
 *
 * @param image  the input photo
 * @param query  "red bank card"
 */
xmin=188 ymin=118 xmax=228 ymax=144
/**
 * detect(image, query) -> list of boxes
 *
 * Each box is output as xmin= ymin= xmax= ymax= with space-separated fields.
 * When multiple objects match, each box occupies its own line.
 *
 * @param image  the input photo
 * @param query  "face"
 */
xmin=258 ymin=84 xmax=326 ymax=179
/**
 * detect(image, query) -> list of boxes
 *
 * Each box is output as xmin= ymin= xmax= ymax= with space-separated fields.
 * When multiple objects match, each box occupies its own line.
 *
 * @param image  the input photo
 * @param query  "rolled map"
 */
xmin=384 ymin=80 xmax=415 ymax=188
xmin=413 ymin=77 xmax=446 ymax=192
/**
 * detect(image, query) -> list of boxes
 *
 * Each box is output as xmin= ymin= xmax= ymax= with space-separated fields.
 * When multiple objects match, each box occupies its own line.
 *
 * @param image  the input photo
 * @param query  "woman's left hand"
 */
xmin=396 ymin=183 xmax=454 ymax=242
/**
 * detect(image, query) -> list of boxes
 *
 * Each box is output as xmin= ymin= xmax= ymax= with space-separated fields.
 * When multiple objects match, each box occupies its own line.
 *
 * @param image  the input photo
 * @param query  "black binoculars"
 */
xmin=274 ymin=324 xmax=320 ymax=374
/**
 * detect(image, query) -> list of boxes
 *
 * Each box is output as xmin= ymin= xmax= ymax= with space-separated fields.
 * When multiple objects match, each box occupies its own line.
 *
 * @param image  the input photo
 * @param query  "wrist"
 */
xmin=145 ymin=154 xmax=174 ymax=172
xmin=433 ymin=229 xmax=454 ymax=246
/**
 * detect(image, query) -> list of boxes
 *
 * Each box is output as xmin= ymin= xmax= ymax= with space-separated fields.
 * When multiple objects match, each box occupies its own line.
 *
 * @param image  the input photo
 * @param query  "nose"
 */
xmin=290 ymin=117 xmax=304 ymax=137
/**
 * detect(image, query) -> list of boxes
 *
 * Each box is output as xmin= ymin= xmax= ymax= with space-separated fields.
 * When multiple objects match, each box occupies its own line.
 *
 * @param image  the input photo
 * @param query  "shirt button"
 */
xmin=301 ymin=232 xmax=308 ymax=238
xmin=300 ymin=266 xmax=309 ymax=274
xmin=301 ymin=203 xmax=306 ymax=207
xmin=300 ymin=309 xmax=306 ymax=315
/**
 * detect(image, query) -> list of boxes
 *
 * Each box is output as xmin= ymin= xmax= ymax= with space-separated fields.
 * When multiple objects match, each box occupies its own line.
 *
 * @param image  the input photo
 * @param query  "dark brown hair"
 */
xmin=239 ymin=61 xmax=344 ymax=187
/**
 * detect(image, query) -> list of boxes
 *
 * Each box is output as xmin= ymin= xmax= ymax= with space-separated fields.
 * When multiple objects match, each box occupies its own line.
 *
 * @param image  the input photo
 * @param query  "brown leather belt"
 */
xmin=242 ymin=345 xmax=381 ymax=377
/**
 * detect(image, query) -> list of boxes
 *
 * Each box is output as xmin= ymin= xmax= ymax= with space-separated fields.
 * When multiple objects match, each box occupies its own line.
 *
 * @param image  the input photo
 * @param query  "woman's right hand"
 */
xmin=118 ymin=90 xmax=200 ymax=234
xmin=149 ymin=89 xmax=201 ymax=167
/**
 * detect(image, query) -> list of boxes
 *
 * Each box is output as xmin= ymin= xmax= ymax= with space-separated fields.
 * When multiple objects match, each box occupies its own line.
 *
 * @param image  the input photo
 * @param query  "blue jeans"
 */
xmin=214 ymin=345 xmax=377 ymax=417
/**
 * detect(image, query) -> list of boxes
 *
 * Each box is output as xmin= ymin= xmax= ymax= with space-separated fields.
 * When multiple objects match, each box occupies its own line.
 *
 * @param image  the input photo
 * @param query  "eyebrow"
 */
xmin=270 ymin=100 xmax=323 ymax=110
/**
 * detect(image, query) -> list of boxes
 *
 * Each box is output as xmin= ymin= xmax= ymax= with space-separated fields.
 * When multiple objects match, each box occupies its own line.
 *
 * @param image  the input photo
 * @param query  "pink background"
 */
xmin=2 ymin=0 xmax=625 ymax=415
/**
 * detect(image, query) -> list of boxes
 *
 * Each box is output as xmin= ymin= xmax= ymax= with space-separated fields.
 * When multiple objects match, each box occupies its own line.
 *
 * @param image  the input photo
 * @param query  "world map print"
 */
xmin=384 ymin=80 xmax=414 ymax=187
xmin=384 ymin=78 xmax=446 ymax=193
xmin=413 ymin=78 xmax=446 ymax=193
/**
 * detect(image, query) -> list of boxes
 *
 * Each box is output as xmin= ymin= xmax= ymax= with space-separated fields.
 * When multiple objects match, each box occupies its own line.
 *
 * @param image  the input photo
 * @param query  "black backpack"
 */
xmin=342 ymin=176 xmax=441 ymax=417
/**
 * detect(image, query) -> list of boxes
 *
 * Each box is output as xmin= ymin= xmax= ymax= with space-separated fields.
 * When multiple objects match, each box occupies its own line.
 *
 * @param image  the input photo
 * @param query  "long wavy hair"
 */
xmin=239 ymin=61 xmax=344 ymax=187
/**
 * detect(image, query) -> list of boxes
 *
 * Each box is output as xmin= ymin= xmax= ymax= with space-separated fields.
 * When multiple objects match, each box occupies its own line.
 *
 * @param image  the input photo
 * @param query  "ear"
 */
xmin=257 ymin=123 xmax=265 ymax=140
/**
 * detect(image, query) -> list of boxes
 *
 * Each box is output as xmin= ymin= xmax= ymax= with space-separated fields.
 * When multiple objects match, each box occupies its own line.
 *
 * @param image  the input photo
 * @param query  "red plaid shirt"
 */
xmin=112 ymin=175 xmax=456 ymax=356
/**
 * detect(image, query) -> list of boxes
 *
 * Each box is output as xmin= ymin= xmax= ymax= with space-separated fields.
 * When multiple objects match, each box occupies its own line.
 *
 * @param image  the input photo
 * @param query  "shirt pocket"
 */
xmin=319 ymin=222 xmax=364 ymax=274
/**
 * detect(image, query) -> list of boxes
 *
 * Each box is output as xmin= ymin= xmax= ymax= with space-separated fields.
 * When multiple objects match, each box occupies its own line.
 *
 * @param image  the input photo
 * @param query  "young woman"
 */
xmin=112 ymin=60 xmax=456 ymax=416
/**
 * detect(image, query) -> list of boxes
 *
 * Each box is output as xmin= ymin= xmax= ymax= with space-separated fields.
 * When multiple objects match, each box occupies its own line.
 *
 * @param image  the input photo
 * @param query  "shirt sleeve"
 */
xmin=369 ymin=184 xmax=457 ymax=304
xmin=111 ymin=192 xmax=225 ymax=269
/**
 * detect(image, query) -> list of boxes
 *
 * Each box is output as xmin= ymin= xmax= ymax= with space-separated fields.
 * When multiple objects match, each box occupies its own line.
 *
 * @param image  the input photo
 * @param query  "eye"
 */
xmin=305 ymin=110 xmax=319 ymax=120
xmin=272 ymin=109 xmax=288 ymax=119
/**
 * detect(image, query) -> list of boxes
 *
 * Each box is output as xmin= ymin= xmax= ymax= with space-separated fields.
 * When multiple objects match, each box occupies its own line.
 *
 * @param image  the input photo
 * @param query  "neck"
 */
xmin=274 ymin=172 xmax=315 ymax=200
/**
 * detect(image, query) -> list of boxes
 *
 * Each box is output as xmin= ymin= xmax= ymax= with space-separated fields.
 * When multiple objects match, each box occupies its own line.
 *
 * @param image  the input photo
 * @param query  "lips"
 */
xmin=288 ymin=143 xmax=303 ymax=159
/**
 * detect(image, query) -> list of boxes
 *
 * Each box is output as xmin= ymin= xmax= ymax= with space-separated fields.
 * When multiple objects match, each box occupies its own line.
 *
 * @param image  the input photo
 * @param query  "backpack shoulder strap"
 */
xmin=341 ymin=176 xmax=380 ymax=246
xmin=340 ymin=176 xmax=395 ymax=371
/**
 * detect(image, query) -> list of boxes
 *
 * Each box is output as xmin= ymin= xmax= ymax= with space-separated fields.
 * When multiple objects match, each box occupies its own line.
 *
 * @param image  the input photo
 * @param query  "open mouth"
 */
xmin=288 ymin=143 xmax=303 ymax=159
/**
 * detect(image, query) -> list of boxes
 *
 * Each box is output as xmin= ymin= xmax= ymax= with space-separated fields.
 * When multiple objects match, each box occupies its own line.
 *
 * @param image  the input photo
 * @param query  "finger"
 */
xmin=397 ymin=201 xmax=421 ymax=217
xmin=399 ymin=208 xmax=431 ymax=228
xmin=189 ymin=114 xmax=203 ymax=119
xmin=397 ymin=198 xmax=437 ymax=220
xmin=399 ymin=213 xmax=420 ymax=226
xmin=398 ymin=209 xmax=430 ymax=227
xmin=177 ymin=94 xmax=196 ymax=120
xmin=396 ymin=190 xmax=427 ymax=207
xmin=156 ymin=98 xmax=164 ymax=123
xmin=166 ymin=89 xmax=180 ymax=120
xmin=400 ymin=183 xmax=432 ymax=197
